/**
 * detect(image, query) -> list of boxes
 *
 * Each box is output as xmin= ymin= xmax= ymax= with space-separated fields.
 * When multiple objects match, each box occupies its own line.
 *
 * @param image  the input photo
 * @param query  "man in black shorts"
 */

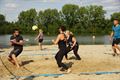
xmin=110 ymin=19 xmax=120 ymax=56
xmin=8 ymin=29 xmax=24 ymax=68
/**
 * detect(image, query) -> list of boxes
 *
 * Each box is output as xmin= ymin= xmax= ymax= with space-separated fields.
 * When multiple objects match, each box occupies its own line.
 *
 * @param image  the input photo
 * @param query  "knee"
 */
xmin=11 ymin=54 xmax=16 ymax=58
xmin=8 ymin=54 xmax=12 ymax=59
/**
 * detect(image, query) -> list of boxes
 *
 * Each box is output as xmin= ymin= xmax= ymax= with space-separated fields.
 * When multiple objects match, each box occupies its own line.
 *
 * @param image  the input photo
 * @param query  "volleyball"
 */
xmin=32 ymin=25 xmax=38 ymax=31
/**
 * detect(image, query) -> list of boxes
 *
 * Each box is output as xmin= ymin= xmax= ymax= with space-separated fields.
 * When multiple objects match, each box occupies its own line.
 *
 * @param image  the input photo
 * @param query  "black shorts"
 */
xmin=112 ymin=38 xmax=120 ymax=46
xmin=9 ymin=48 xmax=23 ymax=58
xmin=39 ymin=39 xmax=43 ymax=43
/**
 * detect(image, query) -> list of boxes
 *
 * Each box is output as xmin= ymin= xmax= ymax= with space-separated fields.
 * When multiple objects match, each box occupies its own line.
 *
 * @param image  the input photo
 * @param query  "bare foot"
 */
xmin=19 ymin=62 xmax=22 ymax=66
xmin=8 ymin=58 xmax=15 ymax=65
xmin=11 ymin=60 xmax=15 ymax=65
xmin=66 ymin=68 xmax=71 ymax=73
xmin=16 ymin=65 xmax=20 ymax=68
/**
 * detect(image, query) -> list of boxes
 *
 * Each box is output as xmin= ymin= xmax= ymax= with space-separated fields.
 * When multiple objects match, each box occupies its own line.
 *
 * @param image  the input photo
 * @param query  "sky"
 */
xmin=0 ymin=0 xmax=120 ymax=22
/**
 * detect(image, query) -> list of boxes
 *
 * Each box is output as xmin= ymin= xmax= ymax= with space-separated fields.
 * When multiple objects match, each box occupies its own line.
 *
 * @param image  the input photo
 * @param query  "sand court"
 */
xmin=0 ymin=45 xmax=120 ymax=80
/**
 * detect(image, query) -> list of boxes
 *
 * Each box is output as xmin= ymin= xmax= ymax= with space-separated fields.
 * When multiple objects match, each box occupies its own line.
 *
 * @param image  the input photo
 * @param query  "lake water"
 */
xmin=0 ymin=35 xmax=111 ymax=48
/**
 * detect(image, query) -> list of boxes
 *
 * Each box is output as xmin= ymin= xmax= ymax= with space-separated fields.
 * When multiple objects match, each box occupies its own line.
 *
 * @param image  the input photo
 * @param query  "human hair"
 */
xmin=12 ymin=29 xmax=19 ymax=34
xmin=39 ymin=29 xmax=43 ymax=33
xmin=66 ymin=30 xmax=70 ymax=34
xmin=59 ymin=26 xmax=66 ymax=32
xmin=66 ymin=30 xmax=74 ymax=36
xmin=113 ymin=19 xmax=119 ymax=22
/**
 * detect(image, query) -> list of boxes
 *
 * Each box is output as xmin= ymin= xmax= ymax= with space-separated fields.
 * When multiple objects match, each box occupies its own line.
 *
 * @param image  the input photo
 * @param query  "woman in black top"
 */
xmin=52 ymin=26 xmax=70 ymax=72
xmin=65 ymin=30 xmax=81 ymax=60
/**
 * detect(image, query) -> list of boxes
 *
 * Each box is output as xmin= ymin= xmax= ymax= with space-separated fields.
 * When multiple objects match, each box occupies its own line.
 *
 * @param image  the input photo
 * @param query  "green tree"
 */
xmin=62 ymin=4 xmax=79 ymax=29
xmin=111 ymin=12 xmax=120 ymax=21
xmin=18 ymin=8 xmax=37 ymax=34
xmin=0 ymin=14 xmax=5 ymax=24
xmin=38 ymin=9 xmax=60 ymax=35
xmin=0 ymin=4 xmax=118 ymax=35
xmin=76 ymin=5 xmax=106 ymax=35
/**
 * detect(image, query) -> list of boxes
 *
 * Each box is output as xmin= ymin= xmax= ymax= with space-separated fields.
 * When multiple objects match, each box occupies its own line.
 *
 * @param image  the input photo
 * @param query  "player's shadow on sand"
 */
xmin=104 ymin=53 xmax=120 ymax=56
xmin=0 ymin=50 xmax=4 ymax=53
xmin=69 ymin=56 xmax=78 ymax=60
xmin=21 ymin=60 xmax=34 ymax=66
xmin=65 ymin=62 xmax=74 ymax=68
xmin=104 ymin=53 xmax=113 ymax=55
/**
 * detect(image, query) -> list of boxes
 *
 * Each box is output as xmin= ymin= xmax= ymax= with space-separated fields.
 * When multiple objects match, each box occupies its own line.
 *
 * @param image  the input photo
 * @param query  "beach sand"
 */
xmin=0 ymin=45 xmax=120 ymax=80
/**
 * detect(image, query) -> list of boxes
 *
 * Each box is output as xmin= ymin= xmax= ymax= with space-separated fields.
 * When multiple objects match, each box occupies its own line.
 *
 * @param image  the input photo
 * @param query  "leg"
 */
xmin=65 ymin=46 xmax=71 ymax=60
xmin=39 ymin=43 xmax=42 ymax=50
xmin=8 ymin=57 xmax=15 ymax=65
xmin=55 ymin=49 xmax=68 ymax=69
xmin=65 ymin=54 xmax=68 ymax=60
xmin=112 ymin=38 xmax=120 ymax=56
xmin=112 ymin=46 xmax=118 ymax=56
xmin=8 ymin=50 xmax=15 ymax=65
xmin=73 ymin=46 xmax=81 ymax=60
xmin=11 ymin=54 xmax=20 ymax=68
xmin=38 ymin=39 xmax=43 ymax=50
xmin=55 ymin=51 xmax=61 ymax=67
xmin=112 ymin=46 xmax=117 ymax=53
xmin=114 ymin=44 xmax=120 ymax=54
xmin=8 ymin=48 xmax=22 ymax=68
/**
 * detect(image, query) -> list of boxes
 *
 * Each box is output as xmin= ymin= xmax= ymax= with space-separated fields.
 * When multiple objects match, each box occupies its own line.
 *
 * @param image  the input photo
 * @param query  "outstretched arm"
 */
xmin=52 ymin=35 xmax=60 ymax=45
xmin=110 ymin=31 xmax=114 ymax=41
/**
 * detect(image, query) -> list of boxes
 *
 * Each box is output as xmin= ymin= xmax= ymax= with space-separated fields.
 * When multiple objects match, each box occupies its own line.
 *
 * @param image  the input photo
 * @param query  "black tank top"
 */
xmin=58 ymin=33 xmax=66 ymax=49
xmin=67 ymin=35 xmax=78 ymax=47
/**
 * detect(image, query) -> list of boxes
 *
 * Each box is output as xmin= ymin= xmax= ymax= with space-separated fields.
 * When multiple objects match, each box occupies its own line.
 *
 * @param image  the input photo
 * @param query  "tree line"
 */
xmin=0 ymin=4 xmax=120 ymax=36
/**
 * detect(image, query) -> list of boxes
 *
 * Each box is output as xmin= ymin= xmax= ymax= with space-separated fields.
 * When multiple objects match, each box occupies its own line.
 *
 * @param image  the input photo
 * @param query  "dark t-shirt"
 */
xmin=10 ymin=35 xmax=23 ymax=49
